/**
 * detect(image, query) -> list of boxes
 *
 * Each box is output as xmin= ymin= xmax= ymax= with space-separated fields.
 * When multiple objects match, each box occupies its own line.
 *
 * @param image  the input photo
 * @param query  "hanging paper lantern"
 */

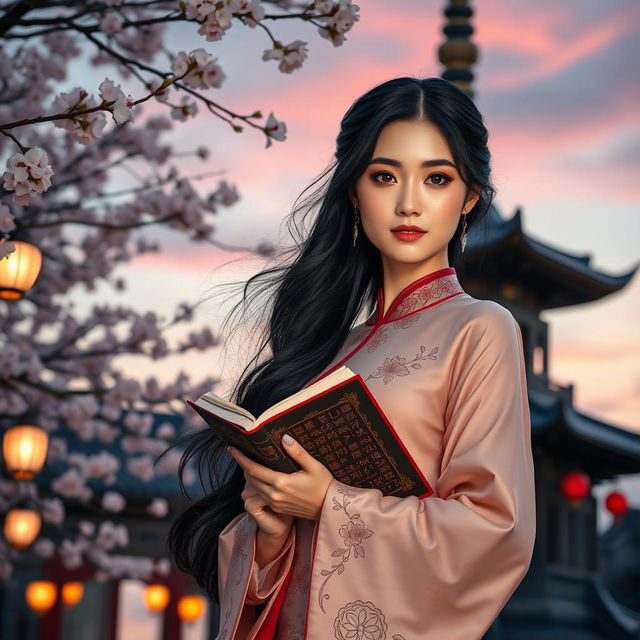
xmin=25 ymin=581 xmax=57 ymax=615
xmin=62 ymin=582 xmax=84 ymax=607
xmin=605 ymin=491 xmax=628 ymax=519
xmin=561 ymin=471 xmax=591 ymax=508
xmin=177 ymin=595 xmax=206 ymax=623
xmin=2 ymin=424 xmax=49 ymax=480
xmin=4 ymin=508 xmax=41 ymax=549
xmin=0 ymin=240 xmax=42 ymax=300
xmin=143 ymin=584 xmax=170 ymax=612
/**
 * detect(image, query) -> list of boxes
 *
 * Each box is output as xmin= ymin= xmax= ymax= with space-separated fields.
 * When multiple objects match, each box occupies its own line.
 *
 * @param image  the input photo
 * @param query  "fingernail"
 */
xmin=282 ymin=434 xmax=294 ymax=446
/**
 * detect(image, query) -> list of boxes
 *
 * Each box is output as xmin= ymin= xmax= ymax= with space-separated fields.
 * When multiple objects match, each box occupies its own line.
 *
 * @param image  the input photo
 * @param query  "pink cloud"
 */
xmin=483 ymin=8 xmax=639 ymax=89
xmin=131 ymin=246 xmax=265 ymax=273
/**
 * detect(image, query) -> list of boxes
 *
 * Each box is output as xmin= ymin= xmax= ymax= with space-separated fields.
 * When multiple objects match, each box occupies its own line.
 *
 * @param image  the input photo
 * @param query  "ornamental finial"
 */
xmin=438 ymin=0 xmax=478 ymax=100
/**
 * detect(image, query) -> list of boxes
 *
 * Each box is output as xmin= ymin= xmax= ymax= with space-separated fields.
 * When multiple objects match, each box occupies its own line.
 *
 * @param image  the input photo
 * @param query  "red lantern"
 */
xmin=605 ymin=491 xmax=628 ymax=519
xmin=561 ymin=471 xmax=590 ymax=508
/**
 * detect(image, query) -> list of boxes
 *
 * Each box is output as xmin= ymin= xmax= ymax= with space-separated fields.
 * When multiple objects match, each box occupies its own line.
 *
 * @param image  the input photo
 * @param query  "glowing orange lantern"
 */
xmin=0 ymin=240 xmax=42 ymax=300
xmin=62 ymin=582 xmax=84 ymax=607
xmin=177 ymin=595 xmax=206 ymax=622
xmin=143 ymin=584 xmax=170 ymax=611
xmin=25 ymin=581 xmax=57 ymax=615
xmin=4 ymin=508 xmax=41 ymax=549
xmin=2 ymin=424 xmax=49 ymax=480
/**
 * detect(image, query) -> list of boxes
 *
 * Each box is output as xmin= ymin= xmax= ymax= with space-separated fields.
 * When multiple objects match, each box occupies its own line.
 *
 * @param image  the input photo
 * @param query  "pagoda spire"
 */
xmin=438 ymin=0 xmax=479 ymax=99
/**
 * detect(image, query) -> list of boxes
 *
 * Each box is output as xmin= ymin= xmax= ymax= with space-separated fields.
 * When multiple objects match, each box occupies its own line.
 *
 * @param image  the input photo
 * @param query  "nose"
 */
xmin=396 ymin=178 xmax=423 ymax=217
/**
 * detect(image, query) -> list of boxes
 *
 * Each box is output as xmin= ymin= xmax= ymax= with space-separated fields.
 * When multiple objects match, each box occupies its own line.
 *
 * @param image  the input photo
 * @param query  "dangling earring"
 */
xmin=460 ymin=213 xmax=468 ymax=252
xmin=352 ymin=205 xmax=360 ymax=247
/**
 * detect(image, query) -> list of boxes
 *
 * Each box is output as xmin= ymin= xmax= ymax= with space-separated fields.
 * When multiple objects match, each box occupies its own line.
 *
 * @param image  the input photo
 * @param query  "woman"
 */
xmin=169 ymin=76 xmax=536 ymax=640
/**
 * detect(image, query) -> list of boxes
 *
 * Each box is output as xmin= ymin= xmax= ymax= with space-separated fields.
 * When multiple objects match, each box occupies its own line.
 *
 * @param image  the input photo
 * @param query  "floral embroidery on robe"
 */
xmin=214 ymin=266 xmax=536 ymax=640
xmin=365 ymin=345 xmax=438 ymax=384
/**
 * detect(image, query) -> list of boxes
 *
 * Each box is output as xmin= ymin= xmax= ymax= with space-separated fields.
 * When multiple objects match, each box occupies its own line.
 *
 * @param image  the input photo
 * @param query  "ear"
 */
xmin=462 ymin=187 xmax=480 ymax=214
xmin=347 ymin=187 xmax=358 ymax=208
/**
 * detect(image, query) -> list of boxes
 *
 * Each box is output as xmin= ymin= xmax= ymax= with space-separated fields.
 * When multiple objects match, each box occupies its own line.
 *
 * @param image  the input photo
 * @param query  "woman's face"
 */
xmin=351 ymin=119 xmax=479 ymax=275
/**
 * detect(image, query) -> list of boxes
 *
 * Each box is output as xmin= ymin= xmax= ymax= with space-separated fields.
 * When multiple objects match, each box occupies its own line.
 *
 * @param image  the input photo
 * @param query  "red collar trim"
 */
xmin=365 ymin=267 xmax=463 ymax=325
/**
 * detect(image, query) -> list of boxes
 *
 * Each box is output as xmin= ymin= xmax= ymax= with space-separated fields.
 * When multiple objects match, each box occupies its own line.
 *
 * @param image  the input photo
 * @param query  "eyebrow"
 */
xmin=367 ymin=157 xmax=457 ymax=169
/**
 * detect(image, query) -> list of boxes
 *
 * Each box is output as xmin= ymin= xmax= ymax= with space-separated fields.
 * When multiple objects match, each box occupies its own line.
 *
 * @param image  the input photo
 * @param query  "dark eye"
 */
xmin=371 ymin=171 xmax=453 ymax=186
xmin=427 ymin=173 xmax=452 ymax=186
xmin=372 ymin=171 xmax=395 ymax=183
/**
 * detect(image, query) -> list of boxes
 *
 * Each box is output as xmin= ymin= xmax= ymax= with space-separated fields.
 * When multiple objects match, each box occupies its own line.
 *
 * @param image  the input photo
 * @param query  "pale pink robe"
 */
xmin=215 ymin=266 xmax=536 ymax=640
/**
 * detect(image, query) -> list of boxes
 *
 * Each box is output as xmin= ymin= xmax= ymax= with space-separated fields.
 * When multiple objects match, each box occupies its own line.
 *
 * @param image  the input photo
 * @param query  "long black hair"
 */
xmin=167 ymin=76 xmax=496 ymax=602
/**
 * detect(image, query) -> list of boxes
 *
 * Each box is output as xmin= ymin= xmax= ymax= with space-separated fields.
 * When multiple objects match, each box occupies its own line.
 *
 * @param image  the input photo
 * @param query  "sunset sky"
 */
xmin=66 ymin=0 xmax=639 ymax=436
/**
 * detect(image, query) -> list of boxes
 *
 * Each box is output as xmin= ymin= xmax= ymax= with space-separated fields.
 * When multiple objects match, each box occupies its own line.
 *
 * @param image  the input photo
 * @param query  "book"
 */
xmin=186 ymin=365 xmax=434 ymax=499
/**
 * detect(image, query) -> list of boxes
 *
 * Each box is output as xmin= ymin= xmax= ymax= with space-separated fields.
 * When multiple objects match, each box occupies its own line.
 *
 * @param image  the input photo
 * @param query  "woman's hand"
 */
xmin=228 ymin=434 xmax=335 ymax=522
xmin=241 ymin=475 xmax=294 ymax=539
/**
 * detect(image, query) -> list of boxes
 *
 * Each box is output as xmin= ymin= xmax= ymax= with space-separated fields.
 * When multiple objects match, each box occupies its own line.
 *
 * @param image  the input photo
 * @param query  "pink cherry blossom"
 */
xmin=100 ymin=12 xmax=123 ymax=36
xmin=0 ymin=238 xmax=15 ymax=260
xmin=34 ymin=539 xmax=56 ymax=558
xmin=41 ymin=497 xmax=65 ymax=525
xmin=147 ymin=498 xmax=169 ymax=518
xmin=2 ymin=147 xmax=54 ymax=204
xmin=127 ymin=456 xmax=155 ymax=482
xmin=0 ymin=204 xmax=16 ymax=234
xmin=264 ymin=112 xmax=287 ymax=148
xmin=0 ymin=0 xmax=359 ymax=585
xmin=52 ymin=87 xmax=107 ymax=144
xmin=102 ymin=491 xmax=126 ymax=513
xmin=171 ymin=95 xmax=199 ymax=121
xmin=51 ymin=468 xmax=93 ymax=502
xmin=155 ymin=558 xmax=171 ymax=576
xmin=146 ymin=77 xmax=172 ymax=103
xmin=99 ymin=78 xmax=135 ymax=124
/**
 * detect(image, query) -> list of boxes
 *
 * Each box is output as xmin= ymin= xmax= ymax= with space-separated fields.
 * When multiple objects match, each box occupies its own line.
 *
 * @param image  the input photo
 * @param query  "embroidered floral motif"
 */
xmin=365 ymin=345 xmax=438 ymax=384
xmin=366 ymin=273 xmax=463 ymax=326
xmin=233 ymin=517 xmax=249 ymax=586
xmin=218 ymin=597 xmax=234 ymax=639
xmin=217 ymin=519 xmax=250 ymax=639
xmin=391 ymin=274 xmax=460 ymax=320
xmin=333 ymin=600 xmax=407 ymax=640
xmin=397 ymin=311 xmax=421 ymax=329
xmin=345 ymin=329 xmax=366 ymax=349
xmin=334 ymin=600 xmax=387 ymax=640
xmin=363 ymin=312 xmax=423 ymax=354
xmin=366 ymin=326 xmax=388 ymax=353
xmin=318 ymin=485 xmax=374 ymax=613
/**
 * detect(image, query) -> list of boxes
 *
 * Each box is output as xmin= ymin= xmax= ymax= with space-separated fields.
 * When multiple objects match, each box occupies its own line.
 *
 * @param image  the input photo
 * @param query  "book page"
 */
xmin=255 ymin=366 xmax=354 ymax=426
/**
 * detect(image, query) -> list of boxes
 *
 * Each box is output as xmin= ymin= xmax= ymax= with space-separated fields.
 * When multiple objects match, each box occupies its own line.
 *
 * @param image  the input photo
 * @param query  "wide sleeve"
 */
xmin=245 ymin=525 xmax=296 ymax=605
xmin=216 ymin=512 xmax=297 ymax=639
xmin=315 ymin=307 xmax=536 ymax=640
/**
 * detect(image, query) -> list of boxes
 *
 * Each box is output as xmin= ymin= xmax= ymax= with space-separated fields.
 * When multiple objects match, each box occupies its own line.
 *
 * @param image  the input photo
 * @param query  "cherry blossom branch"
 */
xmin=27 ymin=212 xmax=182 ymax=230
xmin=0 ymin=102 xmax=126 ymax=131
xmin=0 ymin=127 xmax=27 ymax=153
xmin=46 ymin=151 xmax=137 ymax=194
xmin=82 ymin=30 xmax=260 ymax=131
xmin=2 ymin=376 xmax=109 ymax=400
xmin=0 ymin=67 xmax=183 ymax=142
xmin=50 ymin=168 xmax=227 ymax=206
xmin=0 ymin=0 xmax=359 ymax=583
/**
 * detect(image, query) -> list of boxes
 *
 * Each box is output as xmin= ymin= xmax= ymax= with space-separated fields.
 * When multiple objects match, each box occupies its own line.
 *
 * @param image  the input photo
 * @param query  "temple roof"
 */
xmin=463 ymin=204 xmax=638 ymax=310
xmin=529 ymin=384 xmax=640 ymax=479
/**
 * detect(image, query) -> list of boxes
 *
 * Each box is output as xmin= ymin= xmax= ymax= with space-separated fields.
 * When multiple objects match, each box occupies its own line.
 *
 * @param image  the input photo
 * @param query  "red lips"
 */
xmin=391 ymin=225 xmax=426 ymax=243
xmin=391 ymin=225 xmax=426 ymax=232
